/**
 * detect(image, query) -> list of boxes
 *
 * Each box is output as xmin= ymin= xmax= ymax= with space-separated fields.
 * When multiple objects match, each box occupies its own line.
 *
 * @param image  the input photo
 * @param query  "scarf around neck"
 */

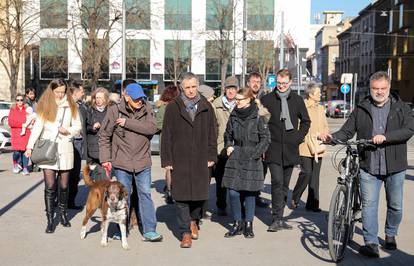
xmin=276 ymin=89 xmax=294 ymax=131
xmin=234 ymin=100 xmax=256 ymax=120
xmin=222 ymin=96 xmax=236 ymax=111
xmin=180 ymin=93 xmax=201 ymax=121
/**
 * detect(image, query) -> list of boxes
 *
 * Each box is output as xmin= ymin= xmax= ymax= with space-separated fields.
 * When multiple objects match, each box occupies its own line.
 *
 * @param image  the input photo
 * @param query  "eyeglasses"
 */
xmin=16 ymin=99 xmax=24 ymax=102
xmin=277 ymin=82 xmax=289 ymax=87
xmin=235 ymin=97 xmax=247 ymax=101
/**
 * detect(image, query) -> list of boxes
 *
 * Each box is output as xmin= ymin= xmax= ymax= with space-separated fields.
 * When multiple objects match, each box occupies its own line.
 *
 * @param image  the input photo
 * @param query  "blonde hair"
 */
xmin=238 ymin=87 xmax=255 ymax=100
xmin=91 ymin=87 xmax=109 ymax=109
xmin=36 ymin=79 xmax=78 ymax=122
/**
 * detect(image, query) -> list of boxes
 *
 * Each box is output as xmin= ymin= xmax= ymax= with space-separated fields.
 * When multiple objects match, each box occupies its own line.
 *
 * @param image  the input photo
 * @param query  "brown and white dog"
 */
xmin=80 ymin=166 xmax=129 ymax=250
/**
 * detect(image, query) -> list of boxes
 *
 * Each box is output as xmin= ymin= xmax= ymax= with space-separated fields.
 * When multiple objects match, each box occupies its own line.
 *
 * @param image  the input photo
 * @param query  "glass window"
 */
xmin=206 ymin=0 xmax=233 ymax=30
xmin=164 ymin=40 xmax=191 ymax=81
xmin=399 ymin=4 xmax=404 ymax=28
xmin=205 ymin=40 xmax=232 ymax=81
xmin=40 ymin=38 xmax=68 ymax=79
xmin=126 ymin=40 xmax=151 ymax=80
xmin=165 ymin=0 xmax=191 ymax=30
xmin=40 ymin=0 xmax=67 ymax=29
xmin=81 ymin=0 xmax=109 ymax=30
xmin=246 ymin=40 xmax=274 ymax=74
xmin=388 ymin=10 xmax=393 ymax=32
xmin=247 ymin=0 xmax=274 ymax=31
xmin=82 ymin=39 xmax=109 ymax=80
xmin=126 ymin=0 xmax=151 ymax=30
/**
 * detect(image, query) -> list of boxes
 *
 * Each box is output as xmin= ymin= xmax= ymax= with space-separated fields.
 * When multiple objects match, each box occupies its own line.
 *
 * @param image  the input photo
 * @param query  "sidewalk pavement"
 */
xmin=1 ymin=147 xmax=414 ymax=265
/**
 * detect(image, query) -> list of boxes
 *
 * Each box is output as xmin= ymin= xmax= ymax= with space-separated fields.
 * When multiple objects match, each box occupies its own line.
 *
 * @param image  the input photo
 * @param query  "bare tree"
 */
xmin=164 ymin=37 xmax=191 ymax=86
xmin=246 ymin=39 xmax=274 ymax=83
xmin=203 ymin=0 xmax=240 ymax=93
xmin=0 ymin=0 xmax=39 ymax=100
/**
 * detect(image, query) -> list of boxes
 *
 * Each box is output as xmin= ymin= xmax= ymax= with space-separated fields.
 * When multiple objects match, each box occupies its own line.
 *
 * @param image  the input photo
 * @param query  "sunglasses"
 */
xmin=16 ymin=99 xmax=24 ymax=102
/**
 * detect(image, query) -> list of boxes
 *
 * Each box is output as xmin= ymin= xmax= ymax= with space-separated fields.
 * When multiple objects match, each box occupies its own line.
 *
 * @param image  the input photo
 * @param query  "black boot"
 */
xmin=44 ymin=187 xmax=56 ymax=233
xmin=244 ymin=221 xmax=254 ymax=238
xmin=224 ymin=221 xmax=243 ymax=238
xmin=58 ymin=187 xmax=71 ymax=227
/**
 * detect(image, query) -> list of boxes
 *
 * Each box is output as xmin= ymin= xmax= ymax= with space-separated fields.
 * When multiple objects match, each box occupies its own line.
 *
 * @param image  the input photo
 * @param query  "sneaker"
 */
xmin=384 ymin=235 xmax=397 ymax=250
xmin=359 ymin=243 xmax=379 ymax=258
xmin=12 ymin=164 xmax=22 ymax=174
xmin=112 ymin=231 xmax=121 ymax=240
xmin=142 ymin=232 xmax=163 ymax=242
xmin=22 ymin=168 xmax=30 ymax=176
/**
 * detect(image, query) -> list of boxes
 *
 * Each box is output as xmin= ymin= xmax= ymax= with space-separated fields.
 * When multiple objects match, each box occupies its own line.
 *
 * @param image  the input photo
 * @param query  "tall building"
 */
xmin=11 ymin=0 xmax=312 ymax=96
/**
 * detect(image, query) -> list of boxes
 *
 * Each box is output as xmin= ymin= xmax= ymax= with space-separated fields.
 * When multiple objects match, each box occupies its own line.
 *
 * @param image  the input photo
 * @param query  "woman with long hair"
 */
xmin=9 ymin=93 xmax=31 ymax=175
xmin=25 ymin=79 xmax=81 ymax=233
xmin=155 ymin=85 xmax=180 ymax=204
xmin=222 ymin=87 xmax=270 ymax=238
xmin=85 ymin=87 xmax=110 ymax=179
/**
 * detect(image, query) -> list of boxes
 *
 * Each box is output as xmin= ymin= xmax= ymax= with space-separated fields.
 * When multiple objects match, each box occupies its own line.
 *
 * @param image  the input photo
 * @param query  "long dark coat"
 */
xmin=222 ymin=105 xmax=271 ymax=191
xmin=86 ymin=106 xmax=107 ymax=162
xmin=261 ymin=91 xmax=311 ymax=166
xmin=160 ymin=96 xmax=217 ymax=201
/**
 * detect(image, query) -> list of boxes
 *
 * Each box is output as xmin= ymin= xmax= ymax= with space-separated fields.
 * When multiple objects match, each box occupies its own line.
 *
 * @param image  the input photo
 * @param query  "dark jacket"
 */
xmin=160 ymin=96 xmax=217 ymax=201
xmin=332 ymin=93 xmax=414 ymax=174
xmin=99 ymin=99 xmax=157 ymax=173
xmin=77 ymin=100 xmax=89 ymax=159
xmin=261 ymin=91 xmax=311 ymax=166
xmin=86 ymin=106 xmax=107 ymax=162
xmin=222 ymin=104 xmax=271 ymax=191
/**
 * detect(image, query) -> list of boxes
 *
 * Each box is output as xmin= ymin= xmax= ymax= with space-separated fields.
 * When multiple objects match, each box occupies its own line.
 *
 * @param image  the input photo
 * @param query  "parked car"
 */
xmin=0 ymin=101 xmax=12 ymax=126
xmin=0 ymin=127 xmax=11 ymax=151
xmin=331 ymin=103 xmax=350 ymax=118
xmin=326 ymin=100 xmax=346 ymax=118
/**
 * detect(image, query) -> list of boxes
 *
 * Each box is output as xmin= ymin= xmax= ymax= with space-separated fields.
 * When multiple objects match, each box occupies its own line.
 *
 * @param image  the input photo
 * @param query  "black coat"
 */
xmin=160 ymin=96 xmax=217 ymax=201
xmin=77 ymin=101 xmax=89 ymax=160
xmin=332 ymin=93 xmax=414 ymax=174
xmin=86 ymin=106 xmax=107 ymax=162
xmin=261 ymin=91 xmax=311 ymax=166
xmin=222 ymin=105 xmax=271 ymax=191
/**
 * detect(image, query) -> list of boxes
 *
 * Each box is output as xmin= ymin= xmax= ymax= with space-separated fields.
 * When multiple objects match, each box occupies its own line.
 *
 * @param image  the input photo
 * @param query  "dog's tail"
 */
xmin=83 ymin=165 xmax=95 ymax=187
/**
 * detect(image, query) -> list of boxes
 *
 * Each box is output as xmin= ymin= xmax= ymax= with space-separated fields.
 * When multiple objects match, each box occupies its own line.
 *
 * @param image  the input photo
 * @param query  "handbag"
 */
xmin=31 ymin=108 xmax=67 ymax=165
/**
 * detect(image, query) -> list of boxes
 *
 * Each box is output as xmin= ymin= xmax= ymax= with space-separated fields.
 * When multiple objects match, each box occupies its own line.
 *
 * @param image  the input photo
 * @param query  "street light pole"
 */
xmin=121 ymin=0 xmax=126 ymax=82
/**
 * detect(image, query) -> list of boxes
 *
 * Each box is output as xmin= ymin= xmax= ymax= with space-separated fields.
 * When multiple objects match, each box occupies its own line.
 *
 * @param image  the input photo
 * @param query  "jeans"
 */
xmin=292 ymin=156 xmax=322 ymax=209
xmin=175 ymin=200 xmax=204 ymax=235
xmin=13 ymin=151 xmax=29 ymax=169
xmin=228 ymin=189 xmax=256 ymax=222
xmin=268 ymin=163 xmax=294 ymax=220
xmin=114 ymin=167 xmax=157 ymax=234
xmin=360 ymin=169 xmax=405 ymax=245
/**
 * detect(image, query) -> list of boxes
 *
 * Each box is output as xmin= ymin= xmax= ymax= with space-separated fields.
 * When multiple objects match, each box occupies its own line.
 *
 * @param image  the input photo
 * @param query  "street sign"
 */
xmin=340 ymin=84 xmax=350 ymax=94
xmin=341 ymin=73 xmax=353 ymax=84
xmin=267 ymin=74 xmax=276 ymax=89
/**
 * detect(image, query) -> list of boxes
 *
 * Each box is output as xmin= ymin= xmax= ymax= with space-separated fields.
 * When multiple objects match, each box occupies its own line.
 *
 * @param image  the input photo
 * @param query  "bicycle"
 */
xmin=326 ymin=138 xmax=374 ymax=262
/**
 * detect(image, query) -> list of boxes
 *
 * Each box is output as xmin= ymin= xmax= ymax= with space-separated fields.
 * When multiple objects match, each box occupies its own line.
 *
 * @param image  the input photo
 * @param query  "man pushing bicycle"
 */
xmin=320 ymin=71 xmax=414 ymax=258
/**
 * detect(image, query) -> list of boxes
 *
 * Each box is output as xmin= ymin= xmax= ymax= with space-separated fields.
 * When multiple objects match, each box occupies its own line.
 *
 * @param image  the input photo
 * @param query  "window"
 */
xmin=40 ymin=0 xmax=67 ymax=28
xmin=389 ymin=10 xmax=393 ymax=32
xmin=205 ymin=40 xmax=232 ymax=81
xmin=164 ymin=40 xmax=191 ymax=81
xmin=126 ymin=0 xmax=151 ymax=29
xmin=126 ymin=40 xmax=151 ymax=80
xmin=81 ymin=0 xmax=109 ymax=30
xmin=246 ymin=40 xmax=274 ymax=73
xmin=247 ymin=0 xmax=274 ymax=30
xmin=399 ymin=4 xmax=404 ymax=29
xmin=82 ymin=39 xmax=109 ymax=80
xmin=206 ymin=0 xmax=233 ymax=30
xmin=40 ymin=38 xmax=68 ymax=79
xmin=165 ymin=0 xmax=191 ymax=30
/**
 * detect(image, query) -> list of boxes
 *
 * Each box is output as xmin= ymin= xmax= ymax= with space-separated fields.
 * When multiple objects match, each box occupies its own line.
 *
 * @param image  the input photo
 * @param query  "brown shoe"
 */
xmin=180 ymin=233 xmax=192 ymax=248
xmin=190 ymin=220 xmax=199 ymax=240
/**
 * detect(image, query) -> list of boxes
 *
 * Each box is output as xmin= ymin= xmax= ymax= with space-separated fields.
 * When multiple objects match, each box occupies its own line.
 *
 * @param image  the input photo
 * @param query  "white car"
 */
xmin=0 ymin=127 xmax=11 ymax=150
xmin=0 ymin=101 xmax=12 ymax=126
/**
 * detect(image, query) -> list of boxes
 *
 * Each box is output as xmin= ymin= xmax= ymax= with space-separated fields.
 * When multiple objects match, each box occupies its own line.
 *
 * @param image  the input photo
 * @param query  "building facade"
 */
xmin=13 ymin=0 xmax=312 ymax=96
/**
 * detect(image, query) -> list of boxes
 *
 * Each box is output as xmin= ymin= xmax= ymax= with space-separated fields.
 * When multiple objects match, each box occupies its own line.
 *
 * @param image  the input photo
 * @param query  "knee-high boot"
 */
xmin=44 ymin=187 xmax=56 ymax=233
xmin=58 ymin=187 xmax=71 ymax=227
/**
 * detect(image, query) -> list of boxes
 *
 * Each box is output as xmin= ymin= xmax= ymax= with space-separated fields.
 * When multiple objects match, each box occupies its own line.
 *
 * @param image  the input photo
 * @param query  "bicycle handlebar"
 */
xmin=322 ymin=138 xmax=374 ymax=146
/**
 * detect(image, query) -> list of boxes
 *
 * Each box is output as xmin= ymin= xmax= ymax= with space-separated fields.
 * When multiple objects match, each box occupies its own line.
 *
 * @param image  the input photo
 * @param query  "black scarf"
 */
xmin=234 ymin=101 xmax=256 ymax=120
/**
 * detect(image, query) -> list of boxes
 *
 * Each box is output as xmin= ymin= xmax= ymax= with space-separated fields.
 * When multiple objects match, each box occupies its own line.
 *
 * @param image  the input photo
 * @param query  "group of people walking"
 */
xmin=10 ymin=68 xmax=413 ymax=257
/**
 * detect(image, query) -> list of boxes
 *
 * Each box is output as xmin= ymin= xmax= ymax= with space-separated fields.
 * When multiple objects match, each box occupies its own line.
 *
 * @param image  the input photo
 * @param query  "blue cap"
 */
xmin=125 ymin=83 xmax=146 ymax=100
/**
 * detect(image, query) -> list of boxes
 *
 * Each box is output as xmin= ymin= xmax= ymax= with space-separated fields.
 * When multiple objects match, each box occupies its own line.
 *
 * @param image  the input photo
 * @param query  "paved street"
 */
xmin=1 ymin=118 xmax=414 ymax=266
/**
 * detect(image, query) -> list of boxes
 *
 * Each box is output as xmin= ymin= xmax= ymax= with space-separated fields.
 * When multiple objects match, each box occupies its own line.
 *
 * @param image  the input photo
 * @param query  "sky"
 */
xmin=311 ymin=0 xmax=372 ymax=23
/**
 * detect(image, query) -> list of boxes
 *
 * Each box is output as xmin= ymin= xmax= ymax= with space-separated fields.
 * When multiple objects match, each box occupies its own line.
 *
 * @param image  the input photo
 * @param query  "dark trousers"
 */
xmin=68 ymin=139 xmax=82 ymax=206
xmin=213 ymin=156 xmax=228 ymax=210
xmin=292 ymin=156 xmax=322 ymax=209
xmin=268 ymin=163 xmax=294 ymax=220
xmin=176 ymin=200 xmax=204 ymax=235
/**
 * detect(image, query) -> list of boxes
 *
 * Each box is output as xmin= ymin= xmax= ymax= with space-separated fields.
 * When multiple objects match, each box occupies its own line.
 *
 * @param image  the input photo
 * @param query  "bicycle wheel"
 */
xmin=327 ymin=184 xmax=350 ymax=262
